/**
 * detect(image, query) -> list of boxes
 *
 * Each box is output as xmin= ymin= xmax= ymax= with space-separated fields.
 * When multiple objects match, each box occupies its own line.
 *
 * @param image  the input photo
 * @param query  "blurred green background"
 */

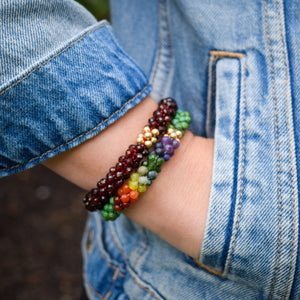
xmin=77 ymin=0 xmax=110 ymax=20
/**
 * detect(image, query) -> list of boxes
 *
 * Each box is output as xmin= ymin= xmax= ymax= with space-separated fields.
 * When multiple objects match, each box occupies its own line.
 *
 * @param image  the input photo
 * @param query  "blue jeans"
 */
xmin=1 ymin=0 xmax=299 ymax=299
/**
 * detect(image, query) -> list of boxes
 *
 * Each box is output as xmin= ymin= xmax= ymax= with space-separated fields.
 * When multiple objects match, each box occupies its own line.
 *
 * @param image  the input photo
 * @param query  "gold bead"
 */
xmin=167 ymin=128 xmax=174 ymax=135
xmin=144 ymin=132 xmax=152 ymax=139
xmin=151 ymin=137 xmax=157 ymax=144
xmin=137 ymin=137 xmax=144 ymax=144
xmin=138 ymin=133 xmax=144 ymax=138
xmin=170 ymin=132 xmax=177 ymax=139
xmin=143 ymin=126 xmax=151 ymax=133
xmin=176 ymin=130 xmax=183 ymax=139
xmin=145 ymin=140 xmax=152 ymax=148
xmin=151 ymin=128 xmax=159 ymax=137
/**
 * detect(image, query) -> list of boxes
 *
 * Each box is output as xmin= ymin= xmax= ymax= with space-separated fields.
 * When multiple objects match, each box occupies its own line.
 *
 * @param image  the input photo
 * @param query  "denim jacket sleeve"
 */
xmin=0 ymin=0 xmax=151 ymax=178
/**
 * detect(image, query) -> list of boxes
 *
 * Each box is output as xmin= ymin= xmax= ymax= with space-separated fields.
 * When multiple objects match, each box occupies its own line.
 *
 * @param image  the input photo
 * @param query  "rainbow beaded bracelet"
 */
xmin=100 ymin=110 xmax=191 ymax=221
xmin=82 ymin=98 xmax=178 ymax=212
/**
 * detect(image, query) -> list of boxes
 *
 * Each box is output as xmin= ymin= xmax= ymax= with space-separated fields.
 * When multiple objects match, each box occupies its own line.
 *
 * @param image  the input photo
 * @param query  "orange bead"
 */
xmin=121 ymin=194 xmax=130 ymax=203
xmin=129 ymin=190 xmax=139 ymax=200
xmin=122 ymin=184 xmax=131 ymax=194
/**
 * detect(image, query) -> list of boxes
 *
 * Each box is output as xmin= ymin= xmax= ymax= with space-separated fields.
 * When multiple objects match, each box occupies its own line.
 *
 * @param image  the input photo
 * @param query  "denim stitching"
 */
xmin=0 ymin=84 xmax=150 ymax=172
xmin=194 ymin=259 xmax=225 ymax=278
xmin=225 ymin=57 xmax=247 ymax=275
xmin=275 ymin=0 xmax=297 ymax=297
xmin=87 ymin=281 xmax=106 ymax=300
xmin=264 ymin=1 xmax=283 ymax=298
xmin=0 ymin=23 xmax=107 ymax=97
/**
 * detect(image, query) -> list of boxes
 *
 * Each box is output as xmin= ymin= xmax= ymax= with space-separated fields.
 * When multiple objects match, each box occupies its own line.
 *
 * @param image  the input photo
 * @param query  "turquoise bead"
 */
xmin=148 ymin=170 xmax=158 ymax=180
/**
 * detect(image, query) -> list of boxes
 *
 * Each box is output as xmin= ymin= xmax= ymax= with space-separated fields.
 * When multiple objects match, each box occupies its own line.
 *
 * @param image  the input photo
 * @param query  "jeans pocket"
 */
xmin=200 ymin=51 xmax=247 ymax=275
xmin=81 ymin=213 xmax=128 ymax=299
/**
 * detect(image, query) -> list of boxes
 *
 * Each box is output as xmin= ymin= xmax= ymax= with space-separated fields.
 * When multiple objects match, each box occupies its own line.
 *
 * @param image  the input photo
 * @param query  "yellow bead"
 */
xmin=151 ymin=137 xmax=157 ymax=144
xmin=176 ymin=130 xmax=183 ymax=139
xmin=143 ymin=126 xmax=151 ymax=133
xmin=130 ymin=173 xmax=139 ymax=182
xmin=170 ymin=132 xmax=177 ymax=139
xmin=137 ymin=137 xmax=144 ymax=144
xmin=137 ymin=185 xmax=147 ymax=193
xmin=167 ymin=128 xmax=174 ymax=135
xmin=129 ymin=181 xmax=139 ymax=190
xmin=151 ymin=128 xmax=159 ymax=137
xmin=144 ymin=132 xmax=152 ymax=139
xmin=145 ymin=140 xmax=152 ymax=148
xmin=138 ymin=133 xmax=144 ymax=138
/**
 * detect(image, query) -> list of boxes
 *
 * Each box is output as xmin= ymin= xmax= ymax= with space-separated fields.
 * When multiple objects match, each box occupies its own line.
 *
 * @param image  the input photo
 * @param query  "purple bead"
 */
xmin=163 ymin=153 xmax=170 ymax=161
xmin=161 ymin=136 xmax=172 ymax=145
xmin=172 ymin=139 xmax=180 ymax=149
xmin=164 ymin=144 xmax=174 ymax=155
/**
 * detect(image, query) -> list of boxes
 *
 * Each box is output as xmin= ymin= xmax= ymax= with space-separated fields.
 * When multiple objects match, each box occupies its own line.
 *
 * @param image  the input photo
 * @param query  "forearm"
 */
xmin=43 ymin=96 xmax=213 ymax=258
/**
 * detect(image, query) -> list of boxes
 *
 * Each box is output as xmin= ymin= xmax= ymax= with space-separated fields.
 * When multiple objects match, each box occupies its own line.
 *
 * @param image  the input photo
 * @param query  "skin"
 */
xmin=43 ymin=96 xmax=214 ymax=258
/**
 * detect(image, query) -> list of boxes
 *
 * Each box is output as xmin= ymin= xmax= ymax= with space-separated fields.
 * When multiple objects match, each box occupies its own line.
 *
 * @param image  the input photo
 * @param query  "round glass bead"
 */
xmin=129 ymin=190 xmax=139 ymax=200
xmin=122 ymin=202 xmax=130 ymax=209
xmin=148 ymin=170 xmax=158 ymax=180
xmin=148 ymin=153 xmax=156 ymax=163
xmin=138 ymin=176 xmax=148 ymax=185
xmin=137 ymin=166 xmax=148 ymax=176
xmin=172 ymin=139 xmax=180 ymax=149
xmin=164 ymin=144 xmax=174 ymax=155
xmin=156 ymin=157 xmax=164 ymax=166
xmin=164 ymin=154 xmax=170 ymax=161
xmin=129 ymin=180 xmax=139 ymax=190
xmin=155 ymin=148 xmax=164 ymax=157
xmin=121 ymin=194 xmax=130 ymax=203
xmin=114 ymin=204 xmax=122 ymax=212
xmin=130 ymin=173 xmax=139 ymax=182
xmin=137 ymin=185 xmax=147 ymax=193
xmin=122 ymin=184 xmax=131 ymax=194
xmin=161 ymin=136 xmax=172 ymax=145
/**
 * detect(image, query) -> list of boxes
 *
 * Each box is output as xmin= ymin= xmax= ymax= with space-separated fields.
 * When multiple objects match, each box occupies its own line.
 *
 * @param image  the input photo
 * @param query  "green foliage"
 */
xmin=76 ymin=0 xmax=110 ymax=20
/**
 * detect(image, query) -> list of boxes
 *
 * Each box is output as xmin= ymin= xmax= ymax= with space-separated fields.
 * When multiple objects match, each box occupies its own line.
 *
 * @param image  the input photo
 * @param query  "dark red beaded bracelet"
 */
xmin=82 ymin=98 xmax=178 ymax=212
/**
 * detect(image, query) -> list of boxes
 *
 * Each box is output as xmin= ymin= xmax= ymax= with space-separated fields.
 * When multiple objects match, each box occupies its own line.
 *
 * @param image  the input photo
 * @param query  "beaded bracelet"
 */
xmin=100 ymin=110 xmax=191 ymax=221
xmin=82 ymin=98 xmax=178 ymax=212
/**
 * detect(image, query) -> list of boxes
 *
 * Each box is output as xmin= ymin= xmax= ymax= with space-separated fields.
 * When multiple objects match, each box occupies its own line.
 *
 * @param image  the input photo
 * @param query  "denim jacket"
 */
xmin=1 ymin=0 xmax=299 ymax=299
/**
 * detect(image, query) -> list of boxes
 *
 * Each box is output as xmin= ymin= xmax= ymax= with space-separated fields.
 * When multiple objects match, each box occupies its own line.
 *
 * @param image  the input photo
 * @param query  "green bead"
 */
xmin=175 ymin=123 xmax=183 ymax=131
xmin=137 ymin=166 xmax=148 ymax=176
xmin=130 ymin=172 xmax=139 ymax=182
xmin=109 ymin=197 xmax=115 ymax=205
xmin=147 ymin=179 xmax=152 ymax=186
xmin=108 ymin=212 xmax=116 ymax=220
xmin=148 ymin=163 xmax=156 ymax=171
xmin=168 ymin=124 xmax=175 ymax=129
xmin=148 ymin=153 xmax=156 ymax=163
xmin=142 ymin=161 xmax=148 ymax=167
xmin=148 ymin=170 xmax=158 ymax=180
xmin=138 ymin=176 xmax=148 ymax=185
xmin=182 ymin=122 xmax=189 ymax=129
xmin=156 ymin=157 xmax=164 ymax=166
xmin=101 ymin=210 xmax=109 ymax=219
xmin=104 ymin=203 xmax=114 ymax=212
xmin=156 ymin=165 xmax=161 ymax=173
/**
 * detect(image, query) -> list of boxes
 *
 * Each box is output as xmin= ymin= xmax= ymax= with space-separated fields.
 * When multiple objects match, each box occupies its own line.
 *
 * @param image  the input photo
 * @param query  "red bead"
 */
xmin=124 ymin=158 xmax=132 ymax=167
xmin=116 ymin=171 xmax=123 ymax=179
xmin=109 ymin=167 xmax=116 ymax=175
xmin=106 ymin=173 xmax=114 ymax=183
xmin=119 ymin=155 xmax=126 ymax=163
xmin=134 ymin=152 xmax=143 ymax=162
xmin=115 ymin=179 xmax=124 ymax=188
xmin=122 ymin=202 xmax=130 ymax=209
xmin=114 ymin=204 xmax=122 ymax=212
xmin=116 ymin=162 xmax=125 ymax=172
xmin=113 ymin=196 xmax=121 ymax=205
xmin=136 ymin=144 xmax=145 ymax=153
xmin=117 ymin=188 xmax=123 ymax=197
xmin=98 ymin=187 xmax=106 ymax=196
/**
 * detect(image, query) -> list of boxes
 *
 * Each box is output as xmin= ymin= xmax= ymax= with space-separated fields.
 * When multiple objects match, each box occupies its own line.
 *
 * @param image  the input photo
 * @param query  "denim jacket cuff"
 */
xmin=0 ymin=21 xmax=151 ymax=177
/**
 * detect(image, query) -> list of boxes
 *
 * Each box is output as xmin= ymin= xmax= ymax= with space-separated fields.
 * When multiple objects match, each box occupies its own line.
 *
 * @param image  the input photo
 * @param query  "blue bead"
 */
xmin=164 ymin=154 xmax=170 ymax=161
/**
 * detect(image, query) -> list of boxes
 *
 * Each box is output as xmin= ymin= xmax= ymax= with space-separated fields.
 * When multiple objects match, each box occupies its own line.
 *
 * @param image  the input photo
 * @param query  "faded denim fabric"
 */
xmin=0 ymin=0 xmax=151 ymax=176
xmin=1 ymin=0 xmax=299 ymax=299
